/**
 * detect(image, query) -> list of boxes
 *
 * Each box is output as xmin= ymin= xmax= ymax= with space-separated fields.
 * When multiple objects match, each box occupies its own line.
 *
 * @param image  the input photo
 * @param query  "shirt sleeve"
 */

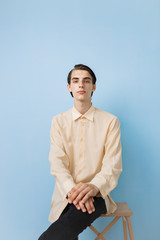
xmin=90 ymin=117 xmax=122 ymax=199
xmin=49 ymin=117 xmax=76 ymax=200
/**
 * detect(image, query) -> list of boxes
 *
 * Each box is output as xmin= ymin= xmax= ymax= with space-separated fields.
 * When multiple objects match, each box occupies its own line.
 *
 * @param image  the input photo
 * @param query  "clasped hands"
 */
xmin=67 ymin=182 xmax=99 ymax=214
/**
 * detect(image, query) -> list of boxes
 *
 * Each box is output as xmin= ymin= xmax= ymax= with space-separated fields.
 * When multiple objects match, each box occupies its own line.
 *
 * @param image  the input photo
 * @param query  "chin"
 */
xmin=75 ymin=96 xmax=86 ymax=101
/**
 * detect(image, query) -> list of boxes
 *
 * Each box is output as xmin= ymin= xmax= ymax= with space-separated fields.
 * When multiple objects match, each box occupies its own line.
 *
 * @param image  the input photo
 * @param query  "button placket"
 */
xmin=79 ymin=118 xmax=84 ymax=158
xmin=77 ymin=117 xmax=85 ymax=176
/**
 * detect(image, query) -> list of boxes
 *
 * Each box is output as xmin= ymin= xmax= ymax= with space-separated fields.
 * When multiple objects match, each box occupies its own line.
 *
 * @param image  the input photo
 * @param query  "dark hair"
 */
xmin=67 ymin=64 xmax=97 ymax=97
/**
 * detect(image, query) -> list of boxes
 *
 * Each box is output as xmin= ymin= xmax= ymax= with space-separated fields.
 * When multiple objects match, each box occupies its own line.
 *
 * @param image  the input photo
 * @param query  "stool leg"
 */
xmin=89 ymin=225 xmax=107 ymax=240
xmin=95 ymin=216 xmax=120 ymax=240
xmin=126 ymin=217 xmax=134 ymax=240
xmin=122 ymin=217 xmax=128 ymax=240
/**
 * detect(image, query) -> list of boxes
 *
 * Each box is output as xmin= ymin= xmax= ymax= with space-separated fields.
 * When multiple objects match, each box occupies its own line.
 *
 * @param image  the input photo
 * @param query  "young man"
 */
xmin=38 ymin=64 xmax=122 ymax=240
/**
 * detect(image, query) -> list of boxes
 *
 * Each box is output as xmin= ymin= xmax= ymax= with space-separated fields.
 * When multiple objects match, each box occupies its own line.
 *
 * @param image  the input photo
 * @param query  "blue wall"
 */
xmin=0 ymin=0 xmax=159 ymax=239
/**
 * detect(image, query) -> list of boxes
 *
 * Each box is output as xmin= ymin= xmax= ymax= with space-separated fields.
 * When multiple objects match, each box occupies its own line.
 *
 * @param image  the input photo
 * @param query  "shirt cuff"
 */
xmin=90 ymin=175 xmax=109 ymax=199
xmin=62 ymin=179 xmax=76 ymax=200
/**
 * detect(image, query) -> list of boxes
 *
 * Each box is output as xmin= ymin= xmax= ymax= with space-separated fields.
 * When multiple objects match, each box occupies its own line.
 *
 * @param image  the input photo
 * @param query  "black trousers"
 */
xmin=38 ymin=197 xmax=107 ymax=240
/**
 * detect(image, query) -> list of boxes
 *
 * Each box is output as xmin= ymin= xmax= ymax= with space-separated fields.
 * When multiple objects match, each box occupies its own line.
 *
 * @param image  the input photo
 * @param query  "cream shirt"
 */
xmin=48 ymin=104 xmax=122 ymax=223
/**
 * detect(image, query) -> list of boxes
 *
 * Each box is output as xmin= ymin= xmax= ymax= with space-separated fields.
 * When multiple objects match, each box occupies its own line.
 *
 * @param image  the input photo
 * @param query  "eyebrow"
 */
xmin=71 ymin=77 xmax=92 ymax=80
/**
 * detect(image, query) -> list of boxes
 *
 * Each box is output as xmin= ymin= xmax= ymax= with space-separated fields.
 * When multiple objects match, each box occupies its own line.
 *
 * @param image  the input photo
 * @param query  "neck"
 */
xmin=74 ymin=100 xmax=92 ymax=115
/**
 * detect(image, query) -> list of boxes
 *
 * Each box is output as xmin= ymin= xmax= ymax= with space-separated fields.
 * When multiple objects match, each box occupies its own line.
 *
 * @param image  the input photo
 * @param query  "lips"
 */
xmin=77 ymin=91 xmax=86 ymax=94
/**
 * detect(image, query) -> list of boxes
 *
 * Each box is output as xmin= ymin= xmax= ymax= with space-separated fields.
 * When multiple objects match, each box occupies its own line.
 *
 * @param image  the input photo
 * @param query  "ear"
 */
xmin=67 ymin=84 xmax=72 ymax=93
xmin=92 ymin=84 xmax=96 ymax=92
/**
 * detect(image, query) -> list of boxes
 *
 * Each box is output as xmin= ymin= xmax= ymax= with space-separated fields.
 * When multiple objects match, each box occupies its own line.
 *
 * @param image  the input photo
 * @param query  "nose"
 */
xmin=79 ymin=80 xmax=84 ymax=88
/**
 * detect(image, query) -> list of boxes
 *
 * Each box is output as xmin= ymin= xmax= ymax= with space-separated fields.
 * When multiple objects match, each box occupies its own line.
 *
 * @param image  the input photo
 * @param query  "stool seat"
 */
xmin=101 ymin=202 xmax=133 ymax=217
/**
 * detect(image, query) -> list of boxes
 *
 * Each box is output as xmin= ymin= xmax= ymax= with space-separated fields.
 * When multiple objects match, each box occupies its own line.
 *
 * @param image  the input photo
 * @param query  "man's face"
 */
xmin=67 ymin=70 xmax=96 ymax=102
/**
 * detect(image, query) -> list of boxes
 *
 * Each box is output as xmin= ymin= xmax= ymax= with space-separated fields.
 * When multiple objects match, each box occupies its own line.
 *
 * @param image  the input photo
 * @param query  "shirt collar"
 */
xmin=72 ymin=104 xmax=95 ymax=122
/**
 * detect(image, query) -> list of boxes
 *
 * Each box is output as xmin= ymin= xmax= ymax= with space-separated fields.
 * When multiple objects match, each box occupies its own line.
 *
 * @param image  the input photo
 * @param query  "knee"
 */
xmin=38 ymin=231 xmax=46 ymax=240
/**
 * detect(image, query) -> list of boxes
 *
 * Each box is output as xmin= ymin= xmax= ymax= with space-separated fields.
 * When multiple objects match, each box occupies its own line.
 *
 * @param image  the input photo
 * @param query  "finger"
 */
xmin=89 ymin=197 xmax=94 ymax=202
xmin=85 ymin=200 xmax=93 ymax=214
xmin=67 ymin=189 xmax=76 ymax=201
xmin=73 ymin=186 xmax=91 ymax=205
xmin=72 ymin=183 xmax=88 ymax=196
xmin=67 ymin=192 xmax=72 ymax=199
xmin=74 ymin=203 xmax=81 ymax=210
xmin=68 ymin=190 xmax=80 ymax=203
xmin=85 ymin=198 xmax=95 ymax=214
xmin=74 ymin=197 xmax=94 ymax=212
xmin=69 ymin=183 xmax=89 ymax=204
xmin=89 ymin=198 xmax=95 ymax=212
xmin=68 ymin=183 xmax=84 ymax=198
xmin=81 ymin=190 xmax=93 ymax=204
xmin=79 ymin=201 xmax=86 ymax=213
xmin=68 ymin=183 xmax=83 ymax=197
xmin=69 ymin=184 xmax=81 ymax=196
xmin=68 ymin=187 xmax=80 ymax=203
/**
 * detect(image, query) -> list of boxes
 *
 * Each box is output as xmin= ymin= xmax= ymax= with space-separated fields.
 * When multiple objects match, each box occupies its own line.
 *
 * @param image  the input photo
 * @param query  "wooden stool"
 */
xmin=78 ymin=202 xmax=134 ymax=240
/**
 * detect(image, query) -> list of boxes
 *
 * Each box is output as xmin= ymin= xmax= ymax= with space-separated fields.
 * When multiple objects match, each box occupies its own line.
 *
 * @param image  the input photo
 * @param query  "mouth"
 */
xmin=77 ymin=91 xmax=86 ymax=94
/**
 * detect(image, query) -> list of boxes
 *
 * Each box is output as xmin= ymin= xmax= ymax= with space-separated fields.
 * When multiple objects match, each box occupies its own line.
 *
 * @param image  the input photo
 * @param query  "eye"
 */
xmin=85 ymin=80 xmax=90 ymax=83
xmin=73 ymin=80 xmax=78 ymax=83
